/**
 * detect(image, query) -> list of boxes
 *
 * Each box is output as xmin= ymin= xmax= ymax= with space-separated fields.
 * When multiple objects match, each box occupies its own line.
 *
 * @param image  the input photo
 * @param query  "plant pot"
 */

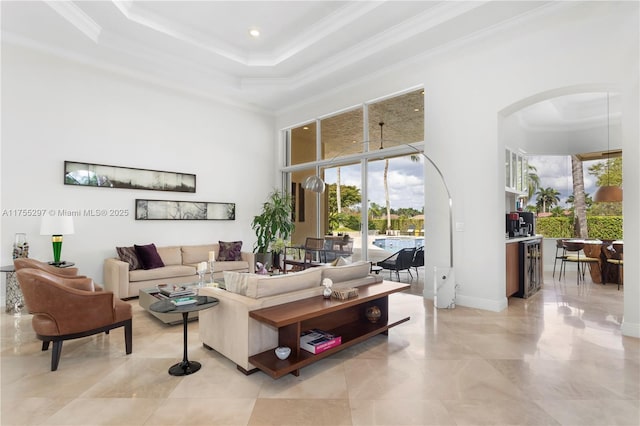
xmin=272 ymin=252 xmax=281 ymax=271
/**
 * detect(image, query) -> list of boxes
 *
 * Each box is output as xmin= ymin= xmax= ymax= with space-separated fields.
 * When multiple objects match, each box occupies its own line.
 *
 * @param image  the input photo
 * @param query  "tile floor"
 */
xmin=1 ymin=270 xmax=638 ymax=425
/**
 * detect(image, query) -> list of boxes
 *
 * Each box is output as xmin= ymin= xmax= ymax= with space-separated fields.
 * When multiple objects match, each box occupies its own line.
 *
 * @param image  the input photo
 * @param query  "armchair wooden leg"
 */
xmin=51 ymin=341 xmax=63 ymax=371
xmin=124 ymin=319 xmax=133 ymax=355
xmin=42 ymin=341 xmax=50 ymax=351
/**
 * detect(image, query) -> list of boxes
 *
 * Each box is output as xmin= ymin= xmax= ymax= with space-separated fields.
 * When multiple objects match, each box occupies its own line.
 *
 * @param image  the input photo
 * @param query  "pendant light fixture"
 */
xmin=593 ymin=92 xmax=623 ymax=203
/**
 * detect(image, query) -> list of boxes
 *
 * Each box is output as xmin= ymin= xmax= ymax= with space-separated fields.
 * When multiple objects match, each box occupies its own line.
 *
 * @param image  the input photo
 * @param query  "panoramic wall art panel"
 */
xmin=135 ymin=199 xmax=236 ymax=221
xmin=64 ymin=161 xmax=196 ymax=193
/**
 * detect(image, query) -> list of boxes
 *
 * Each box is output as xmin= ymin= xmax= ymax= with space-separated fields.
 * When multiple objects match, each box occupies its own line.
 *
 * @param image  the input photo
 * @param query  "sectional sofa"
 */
xmin=103 ymin=243 xmax=254 ymax=299
xmin=197 ymin=260 xmax=381 ymax=373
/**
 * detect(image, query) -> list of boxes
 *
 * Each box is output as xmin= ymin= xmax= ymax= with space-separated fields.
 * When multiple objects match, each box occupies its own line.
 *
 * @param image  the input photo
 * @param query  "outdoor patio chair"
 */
xmin=376 ymin=247 xmax=416 ymax=281
xmin=411 ymin=246 xmax=424 ymax=278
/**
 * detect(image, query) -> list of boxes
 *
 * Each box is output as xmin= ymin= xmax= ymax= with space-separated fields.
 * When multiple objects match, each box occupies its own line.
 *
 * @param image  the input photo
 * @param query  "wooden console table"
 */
xmin=248 ymin=281 xmax=411 ymax=379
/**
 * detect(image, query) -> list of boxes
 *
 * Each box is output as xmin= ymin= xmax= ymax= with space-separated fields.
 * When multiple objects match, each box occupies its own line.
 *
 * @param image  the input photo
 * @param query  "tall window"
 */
xmin=368 ymin=89 xmax=424 ymax=149
xmin=289 ymin=122 xmax=318 ymax=244
xmin=283 ymin=88 xmax=425 ymax=260
xmin=321 ymin=108 xmax=364 ymax=159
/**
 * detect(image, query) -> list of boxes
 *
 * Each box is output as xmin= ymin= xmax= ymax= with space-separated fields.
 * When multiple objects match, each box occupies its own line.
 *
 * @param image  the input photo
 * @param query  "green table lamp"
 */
xmin=40 ymin=215 xmax=74 ymax=265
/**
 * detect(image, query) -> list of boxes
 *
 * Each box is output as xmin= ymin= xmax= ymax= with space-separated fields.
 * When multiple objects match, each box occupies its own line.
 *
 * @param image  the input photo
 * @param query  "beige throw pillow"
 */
xmin=336 ymin=256 xmax=352 ymax=266
xmin=321 ymin=261 xmax=371 ymax=283
xmin=224 ymin=271 xmax=249 ymax=295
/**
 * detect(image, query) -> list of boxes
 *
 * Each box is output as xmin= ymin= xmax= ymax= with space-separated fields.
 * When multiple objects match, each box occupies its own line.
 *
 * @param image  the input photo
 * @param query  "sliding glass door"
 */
xmin=283 ymin=88 xmax=425 ymax=262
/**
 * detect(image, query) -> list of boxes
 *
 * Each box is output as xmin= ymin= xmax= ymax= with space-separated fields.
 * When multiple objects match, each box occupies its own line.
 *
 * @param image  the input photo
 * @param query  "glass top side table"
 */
xmin=149 ymin=295 xmax=219 ymax=376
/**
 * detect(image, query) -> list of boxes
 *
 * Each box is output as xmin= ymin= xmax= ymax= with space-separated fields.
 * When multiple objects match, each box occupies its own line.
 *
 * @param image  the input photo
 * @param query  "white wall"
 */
xmin=275 ymin=2 xmax=639 ymax=336
xmin=1 ymin=46 xmax=276 ymax=292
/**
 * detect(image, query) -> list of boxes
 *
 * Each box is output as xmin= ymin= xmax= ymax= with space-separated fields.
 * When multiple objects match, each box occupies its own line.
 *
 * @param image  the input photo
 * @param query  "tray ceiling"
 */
xmin=2 ymin=1 xmax=573 ymax=112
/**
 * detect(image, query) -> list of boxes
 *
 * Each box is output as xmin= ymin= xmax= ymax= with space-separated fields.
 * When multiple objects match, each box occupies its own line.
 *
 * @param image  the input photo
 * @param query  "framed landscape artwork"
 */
xmin=64 ymin=161 xmax=196 ymax=193
xmin=135 ymin=199 xmax=236 ymax=220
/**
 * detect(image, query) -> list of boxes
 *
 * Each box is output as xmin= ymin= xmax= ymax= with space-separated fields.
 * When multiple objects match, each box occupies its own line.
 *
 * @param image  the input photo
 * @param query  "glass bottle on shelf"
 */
xmin=12 ymin=233 xmax=29 ymax=259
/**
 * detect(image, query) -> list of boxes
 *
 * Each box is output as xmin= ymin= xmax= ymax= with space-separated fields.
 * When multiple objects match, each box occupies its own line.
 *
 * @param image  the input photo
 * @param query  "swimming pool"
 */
xmin=373 ymin=237 xmax=424 ymax=251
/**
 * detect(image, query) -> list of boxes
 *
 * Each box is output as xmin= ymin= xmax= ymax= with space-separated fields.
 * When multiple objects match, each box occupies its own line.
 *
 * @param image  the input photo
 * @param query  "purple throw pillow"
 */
xmin=116 ymin=246 xmax=142 ymax=271
xmin=217 ymin=241 xmax=242 ymax=261
xmin=134 ymin=243 xmax=165 ymax=270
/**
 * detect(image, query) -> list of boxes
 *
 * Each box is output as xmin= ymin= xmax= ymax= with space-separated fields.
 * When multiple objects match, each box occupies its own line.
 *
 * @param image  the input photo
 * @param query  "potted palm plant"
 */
xmin=251 ymin=189 xmax=294 ymax=270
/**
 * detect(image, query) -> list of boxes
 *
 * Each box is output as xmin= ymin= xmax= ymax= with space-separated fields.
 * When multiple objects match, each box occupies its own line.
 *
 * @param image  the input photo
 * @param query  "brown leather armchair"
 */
xmin=14 ymin=258 xmax=82 ymax=277
xmin=16 ymin=268 xmax=132 ymax=371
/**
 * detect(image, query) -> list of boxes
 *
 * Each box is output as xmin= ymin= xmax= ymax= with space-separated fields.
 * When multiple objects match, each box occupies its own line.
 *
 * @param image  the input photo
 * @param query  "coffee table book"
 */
xmin=300 ymin=329 xmax=341 ymax=354
xmin=160 ymin=287 xmax=196 ymax=298
xmin=172 ymin=297 xmax=198 ymax=306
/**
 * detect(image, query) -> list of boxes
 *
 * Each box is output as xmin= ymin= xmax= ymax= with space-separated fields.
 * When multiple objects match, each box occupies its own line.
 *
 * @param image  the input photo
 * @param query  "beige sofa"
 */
xmin=198 ymin=260 xmax=381 ymax=373
xmin=103 ymin=244 xmax=255 ymax=299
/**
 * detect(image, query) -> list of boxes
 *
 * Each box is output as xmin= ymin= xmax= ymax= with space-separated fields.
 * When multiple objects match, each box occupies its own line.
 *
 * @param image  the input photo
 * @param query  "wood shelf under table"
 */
xmin=248 ymin=281 xmax=411 ymax=379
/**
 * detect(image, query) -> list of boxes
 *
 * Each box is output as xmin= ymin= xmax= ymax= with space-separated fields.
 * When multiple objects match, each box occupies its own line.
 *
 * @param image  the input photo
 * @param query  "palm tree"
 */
xmin=336 ymin=167 xmax=342 ymax=228
xmin=382 ymin=154 xmax=421 ymax=232
xmin=550 ymin=206 xmax=565 ymax=217
xmin=527 ymin=164 xmax=541 ymax=202
xmin=369 ymin=202 xmax=383 ymax=219
xmin=383 ymin=159 xmax=391 ymax=230
xmin=570 ymin=155 xmax=588 ymax=238
xmin=535 ymin=187 xmax=560 ymax=213
xmin=566 ymin=193 xmax=593 ymax=210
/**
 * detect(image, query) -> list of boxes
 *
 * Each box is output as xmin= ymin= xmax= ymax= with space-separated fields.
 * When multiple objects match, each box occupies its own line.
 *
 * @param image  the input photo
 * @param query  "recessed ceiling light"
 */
xmin=249 ymin=28 xmax=260 ymax=38
xmin=303 ymin=126 xmax=309 ymax=130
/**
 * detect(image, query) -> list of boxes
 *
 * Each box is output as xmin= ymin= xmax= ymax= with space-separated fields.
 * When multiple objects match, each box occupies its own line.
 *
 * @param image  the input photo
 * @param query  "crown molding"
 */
xmin=2 ymin=31 xmax=272 ymax=115
xmin=45 ymin=0 xmax=102 ymax=43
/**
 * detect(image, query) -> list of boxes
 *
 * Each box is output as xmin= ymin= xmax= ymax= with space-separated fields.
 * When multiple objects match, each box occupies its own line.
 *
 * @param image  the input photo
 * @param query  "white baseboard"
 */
xmin=621 ymin=320 xmax=640 ymax=338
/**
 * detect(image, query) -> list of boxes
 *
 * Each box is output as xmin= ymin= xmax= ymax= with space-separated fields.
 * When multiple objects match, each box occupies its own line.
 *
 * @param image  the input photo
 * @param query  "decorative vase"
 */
xmin=365 ymin=305 xmax=381 ymax=323
xmin=12 ymin=233 xmax=29 ymax=259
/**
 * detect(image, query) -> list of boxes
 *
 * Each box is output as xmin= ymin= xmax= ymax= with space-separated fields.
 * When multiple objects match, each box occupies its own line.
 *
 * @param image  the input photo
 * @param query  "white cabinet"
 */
xmin=505 ymin=148 xmax=528 ymax=195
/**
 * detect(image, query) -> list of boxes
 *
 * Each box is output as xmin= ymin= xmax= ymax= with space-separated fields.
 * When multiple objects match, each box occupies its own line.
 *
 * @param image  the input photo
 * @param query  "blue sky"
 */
xmin=323 ymin=155 xmax=606 ymax=211
xmin=527 ymin=156 xmax=604 ymax=207
xmin=324 ymin=156 xmax=426 ymax=211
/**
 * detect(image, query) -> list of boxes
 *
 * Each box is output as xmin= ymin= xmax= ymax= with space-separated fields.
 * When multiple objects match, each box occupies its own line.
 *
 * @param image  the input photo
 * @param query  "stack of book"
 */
xmin=171 ymin=296 xmax=198 ymax=306
xmin=300 ymin=329 xmax=341 ymax=354
xmin=159 ymin=286 xmax=196 ymax=298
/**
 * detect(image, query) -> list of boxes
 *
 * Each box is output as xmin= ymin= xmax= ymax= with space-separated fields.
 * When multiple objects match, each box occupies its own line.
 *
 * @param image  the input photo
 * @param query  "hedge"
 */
xmin=536 ymin=216 xmax=622 ymax=240
xmin=370 ymin=218 xmax=424 ymax=234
